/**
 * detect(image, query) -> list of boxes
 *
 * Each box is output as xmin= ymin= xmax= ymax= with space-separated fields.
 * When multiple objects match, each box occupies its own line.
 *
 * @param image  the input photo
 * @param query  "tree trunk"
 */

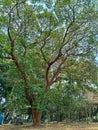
xmin=32 ymin=109 xmax=42 ymax=126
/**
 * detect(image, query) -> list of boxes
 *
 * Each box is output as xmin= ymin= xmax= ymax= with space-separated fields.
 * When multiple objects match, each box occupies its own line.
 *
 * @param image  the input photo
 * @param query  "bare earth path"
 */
xmin=0 ymin=123 xmax=98 ymax=130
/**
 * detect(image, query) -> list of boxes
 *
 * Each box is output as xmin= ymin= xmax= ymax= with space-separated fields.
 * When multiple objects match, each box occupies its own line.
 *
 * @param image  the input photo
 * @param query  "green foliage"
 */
xmin=0 ymin=0 xmax=98 ymax=121
xmin=47 ymin=88 xmax=63 ymax=107
xmin=3 ymin=0 xmax=12 ymax=6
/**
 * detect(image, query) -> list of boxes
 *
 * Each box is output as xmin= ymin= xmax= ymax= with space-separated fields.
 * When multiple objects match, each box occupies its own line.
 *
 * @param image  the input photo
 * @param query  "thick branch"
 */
xmin=45 ymin=22 xmax=73 ymax=90
xmin=50 ymin=55 xmax=68 ymax=85
xmin=45 ymin=51 xmax=62 ymax=86
xmin=45 ymin=43 xmax=75 ymax=92
xmin=53 ymin=60 xmax=67 ymax=83
xmin=7 ymin=9 xmax=27 ymax=87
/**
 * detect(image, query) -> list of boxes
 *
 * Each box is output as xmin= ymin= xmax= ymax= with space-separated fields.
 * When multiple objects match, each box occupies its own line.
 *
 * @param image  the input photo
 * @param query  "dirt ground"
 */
xmin=0 ymin=122 xmax=98 ymax=130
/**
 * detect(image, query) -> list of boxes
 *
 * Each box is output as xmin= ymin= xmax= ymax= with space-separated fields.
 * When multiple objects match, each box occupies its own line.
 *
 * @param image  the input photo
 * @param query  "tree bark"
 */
xmin=32 ymin=108 xmax=42 ymax=126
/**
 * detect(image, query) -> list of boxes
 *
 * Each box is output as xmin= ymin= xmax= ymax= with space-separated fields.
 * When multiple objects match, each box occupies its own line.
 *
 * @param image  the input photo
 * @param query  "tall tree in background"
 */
xmin=0 ymin=0 xmax=98 ymax=125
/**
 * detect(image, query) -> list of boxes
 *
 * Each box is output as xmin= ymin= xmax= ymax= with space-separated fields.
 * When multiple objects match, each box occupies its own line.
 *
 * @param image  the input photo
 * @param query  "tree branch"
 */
xmin=62 ymin=21 xmax=74 ymax=44
xmin=40 ymin=40 xmax=48 ymax=64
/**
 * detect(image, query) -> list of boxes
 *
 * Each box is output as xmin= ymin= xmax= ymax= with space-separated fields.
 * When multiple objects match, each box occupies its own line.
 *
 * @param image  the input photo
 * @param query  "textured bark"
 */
xmin=32 ymin=109 xmax=42 ymax=126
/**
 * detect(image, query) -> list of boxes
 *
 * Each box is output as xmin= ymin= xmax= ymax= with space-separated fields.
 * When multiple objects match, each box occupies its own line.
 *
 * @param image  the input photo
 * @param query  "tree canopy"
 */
xmin=0 ymin=0 xmax=98 ymax=126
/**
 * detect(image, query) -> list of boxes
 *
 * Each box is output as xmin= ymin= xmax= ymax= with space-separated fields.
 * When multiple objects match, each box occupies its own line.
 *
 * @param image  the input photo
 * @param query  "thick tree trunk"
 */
xmin=32 ymin=109 xmax=42 ymax=126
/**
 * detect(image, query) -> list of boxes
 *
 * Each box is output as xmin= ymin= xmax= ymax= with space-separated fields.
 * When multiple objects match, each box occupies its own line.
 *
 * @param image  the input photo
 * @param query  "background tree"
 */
xmin=46 ymin=58 xmax=98 ymax=122
xmin=0 ymin=0 xmax=98 ymax=126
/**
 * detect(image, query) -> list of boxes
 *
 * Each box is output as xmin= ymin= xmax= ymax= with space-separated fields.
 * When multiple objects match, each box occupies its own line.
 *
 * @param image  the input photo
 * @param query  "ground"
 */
xmin=0 ymin=122 xmax=98 ymax=130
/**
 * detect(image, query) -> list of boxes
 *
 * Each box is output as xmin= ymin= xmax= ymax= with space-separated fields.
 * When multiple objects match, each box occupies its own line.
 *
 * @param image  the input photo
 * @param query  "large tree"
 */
xmin=0 ymin=0 xmax=98 ymax=125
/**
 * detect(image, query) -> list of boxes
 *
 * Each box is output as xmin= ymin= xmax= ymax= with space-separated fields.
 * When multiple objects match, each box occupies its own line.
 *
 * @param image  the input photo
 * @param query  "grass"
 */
xmin=1 ymin=122 xmax=98 ymax=130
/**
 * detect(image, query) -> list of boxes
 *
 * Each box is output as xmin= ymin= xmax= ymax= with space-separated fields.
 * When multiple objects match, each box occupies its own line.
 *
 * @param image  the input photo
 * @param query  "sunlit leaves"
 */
xmin=3 ymin=0 xmax=12 ymax=6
